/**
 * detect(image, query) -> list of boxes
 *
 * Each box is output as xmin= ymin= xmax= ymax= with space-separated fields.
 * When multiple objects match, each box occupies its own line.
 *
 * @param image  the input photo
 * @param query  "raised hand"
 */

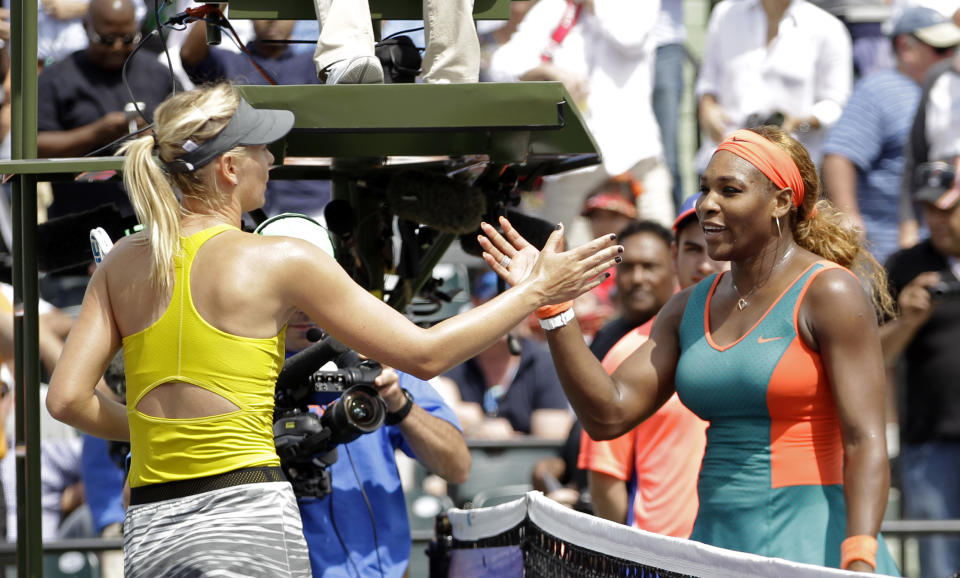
xmin=372 ymin=365 xmax=408 ymax=413
xmin=478 ymin=217 xmax=541 ymax=287
xmin=478 ymin=216 xmax=621 ymax=306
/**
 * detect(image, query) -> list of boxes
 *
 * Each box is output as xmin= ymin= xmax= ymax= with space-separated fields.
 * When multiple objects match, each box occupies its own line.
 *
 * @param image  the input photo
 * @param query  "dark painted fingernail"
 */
xmin=609 ymin=234 xmax=617 ymax=240
xmin=615 ymin=256 xmax=622 ymax=263
xmin=617 ymin=246 xmax=623 ymax=253
xmin=555 ymin=223 xmax=563 ymax=230
xmin=605 ymin=272 xmax=612 ymax=279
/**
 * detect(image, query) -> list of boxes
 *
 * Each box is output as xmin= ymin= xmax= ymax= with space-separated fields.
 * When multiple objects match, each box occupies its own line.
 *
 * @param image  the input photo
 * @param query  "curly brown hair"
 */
xmin=749 ymin=126 xmax=896 ymax=318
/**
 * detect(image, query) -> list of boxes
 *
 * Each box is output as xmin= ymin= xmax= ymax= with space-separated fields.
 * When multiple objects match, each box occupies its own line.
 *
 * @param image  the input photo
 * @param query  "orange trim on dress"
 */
xmin=704 ymin=261 xmax=824 ymax=352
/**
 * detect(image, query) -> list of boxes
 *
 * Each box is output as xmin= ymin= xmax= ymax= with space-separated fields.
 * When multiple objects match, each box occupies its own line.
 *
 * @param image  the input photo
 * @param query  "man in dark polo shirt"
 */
xmin=37 ymin=0 xmax=177 ymax=220
xmin=881 ymin=160 xmax=960 ymax=578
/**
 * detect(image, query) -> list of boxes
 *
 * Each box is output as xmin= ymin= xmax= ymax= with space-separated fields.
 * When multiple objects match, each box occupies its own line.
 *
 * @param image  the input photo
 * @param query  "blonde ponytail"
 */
xmin=117 ymin=82 xmax=241 ymax=293
xmin=119 ymin=134 xmax=182 ymax=293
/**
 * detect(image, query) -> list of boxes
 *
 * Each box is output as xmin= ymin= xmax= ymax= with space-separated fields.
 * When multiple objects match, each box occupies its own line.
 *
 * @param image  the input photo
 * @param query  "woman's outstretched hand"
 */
xmin=478 ymin=216 xmax=622 ymax=305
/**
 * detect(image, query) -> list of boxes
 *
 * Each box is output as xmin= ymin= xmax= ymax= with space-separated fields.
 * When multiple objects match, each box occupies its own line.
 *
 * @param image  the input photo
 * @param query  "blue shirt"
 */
xmin=80 ymin=435 xmax=127 ymax=534
xmin=823 ymin=68 xmax=920 ymax=264
xmin=182 ymin=44 xmax=331 ymax=218
xmin=298 ymin=373 xmax=461 ymax=578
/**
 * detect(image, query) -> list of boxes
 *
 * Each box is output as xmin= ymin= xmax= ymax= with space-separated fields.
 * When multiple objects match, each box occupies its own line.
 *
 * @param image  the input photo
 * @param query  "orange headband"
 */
xmin=716 ymin=129 xmax=805 ymax=208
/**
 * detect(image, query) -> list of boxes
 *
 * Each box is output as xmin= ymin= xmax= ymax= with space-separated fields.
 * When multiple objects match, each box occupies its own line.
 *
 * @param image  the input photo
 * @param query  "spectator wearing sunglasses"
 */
xmin=36 ymin=0 xmax=179 ymax=224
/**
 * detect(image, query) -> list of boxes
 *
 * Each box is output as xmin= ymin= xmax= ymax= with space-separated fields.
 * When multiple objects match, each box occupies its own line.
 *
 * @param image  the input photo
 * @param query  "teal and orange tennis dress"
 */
xmin=675 ymin=261 xmax=899 ymax=574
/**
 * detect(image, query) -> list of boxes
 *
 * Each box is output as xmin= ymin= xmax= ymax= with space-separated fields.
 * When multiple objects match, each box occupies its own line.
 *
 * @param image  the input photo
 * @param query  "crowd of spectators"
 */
xmin=3 ymin=0 xmax=960 ymax=576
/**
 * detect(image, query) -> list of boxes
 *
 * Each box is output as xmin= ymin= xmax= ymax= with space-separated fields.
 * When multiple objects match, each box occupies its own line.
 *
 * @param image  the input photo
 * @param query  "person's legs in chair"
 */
xmin=313 ymin=0 xmax=384 ymax=84
xmin=421 ymin=0 xmax=479 ymax=83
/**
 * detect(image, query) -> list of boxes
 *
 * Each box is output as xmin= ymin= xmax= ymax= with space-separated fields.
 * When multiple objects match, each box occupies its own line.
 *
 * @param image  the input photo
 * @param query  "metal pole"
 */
xmin=10 ymin=0 xmax=42 ymax=573
xmin=12 ymin=175 xmax=41 ymax=578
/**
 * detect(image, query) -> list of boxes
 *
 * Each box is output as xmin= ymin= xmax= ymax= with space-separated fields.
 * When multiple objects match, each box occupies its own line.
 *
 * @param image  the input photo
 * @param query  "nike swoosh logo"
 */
xmin=757 ymin=336 xmax=783 ymax=344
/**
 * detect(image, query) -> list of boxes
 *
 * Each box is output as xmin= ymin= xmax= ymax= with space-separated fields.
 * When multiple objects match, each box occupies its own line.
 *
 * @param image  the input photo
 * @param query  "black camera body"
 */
xmin=273 ymin=340 xmax=388 ymax=498
xmin=926 ymin=278 xmax=960 ymax=300
xmin=745 ymin=111 xmax=785 ymax=128
xmin=914 ymin=160 xmax=957 ymax=196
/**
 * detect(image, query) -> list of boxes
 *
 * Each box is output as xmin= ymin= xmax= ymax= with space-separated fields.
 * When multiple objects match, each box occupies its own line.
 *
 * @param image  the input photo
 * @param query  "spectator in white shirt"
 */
xmin=488 ymin=0 xmax=674 ymax=246
xmin=696 ymin=0 xmax=853 ymax=172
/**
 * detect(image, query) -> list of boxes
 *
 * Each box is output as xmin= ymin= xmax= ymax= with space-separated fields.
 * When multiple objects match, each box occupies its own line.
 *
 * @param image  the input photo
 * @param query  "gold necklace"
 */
xmin=730 ymin=245 xmax=795 ymax=311
xmin=731 ymin=279 xmax=755 ymax=311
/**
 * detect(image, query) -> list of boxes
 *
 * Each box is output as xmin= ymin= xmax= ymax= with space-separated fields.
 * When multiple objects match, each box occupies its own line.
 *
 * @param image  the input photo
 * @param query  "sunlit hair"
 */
xmin=749 ymin=126 xmax=895 ymax=318
xmin=117 ymin=82 xmax=250 ymax=292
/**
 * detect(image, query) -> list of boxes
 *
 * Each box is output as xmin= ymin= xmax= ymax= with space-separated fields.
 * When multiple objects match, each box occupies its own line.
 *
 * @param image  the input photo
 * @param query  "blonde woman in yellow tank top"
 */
xmin=45 ymin=82 xmax=622 ymax=577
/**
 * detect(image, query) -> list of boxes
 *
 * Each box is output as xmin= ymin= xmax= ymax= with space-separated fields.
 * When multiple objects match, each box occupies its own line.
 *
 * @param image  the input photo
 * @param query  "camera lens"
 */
xmin=321 ymin=385 xmax=387 ymax=446
xmin=342 ymin=390 xmax=382 ymax=431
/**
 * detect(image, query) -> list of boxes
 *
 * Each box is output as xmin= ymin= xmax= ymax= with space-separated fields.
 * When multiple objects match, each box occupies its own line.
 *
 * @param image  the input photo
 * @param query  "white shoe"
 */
xmin=319 ymin=55 xmax=384 ymax=85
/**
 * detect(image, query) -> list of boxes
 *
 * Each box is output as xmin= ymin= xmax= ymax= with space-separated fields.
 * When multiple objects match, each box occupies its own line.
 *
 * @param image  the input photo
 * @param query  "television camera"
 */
xmin=273 ymin=332 xmax=388 ymax=498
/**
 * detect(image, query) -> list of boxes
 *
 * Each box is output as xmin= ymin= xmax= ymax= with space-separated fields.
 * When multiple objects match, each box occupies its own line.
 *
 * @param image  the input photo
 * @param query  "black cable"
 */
xmin=328 ymin=485 xmax=363 ymax=578
xmin=153 ymin=0 xmax=177 ymax=96
xmin=121 ymin=28 xmax=162 ymax=126
xmin=345 ymin=444 xmax=386 ymax=578
xmin=84 ymin=123 xmax=155 ymax=158
xmin=381 ymin=26 xmax=424 ymax=41
xmin=375 ymin=39 xmax=425 ymax=52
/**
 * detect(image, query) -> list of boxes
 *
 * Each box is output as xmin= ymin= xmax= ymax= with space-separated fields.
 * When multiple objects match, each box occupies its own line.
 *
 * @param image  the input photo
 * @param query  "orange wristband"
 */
xmin=841 ymin=535 xmax=878 ymax=571
xmin=535 ymin=301 xmax=573 ymax=320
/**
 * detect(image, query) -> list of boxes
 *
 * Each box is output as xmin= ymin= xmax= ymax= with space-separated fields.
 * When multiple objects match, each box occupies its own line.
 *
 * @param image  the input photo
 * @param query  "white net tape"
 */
xmin=444 ymin=491 xmax=876 ymax=578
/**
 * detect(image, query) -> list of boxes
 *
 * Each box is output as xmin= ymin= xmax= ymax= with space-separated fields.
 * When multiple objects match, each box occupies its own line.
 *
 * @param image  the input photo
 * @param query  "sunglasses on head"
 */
xmin=88 ymin=28 xmax=141 ymax=46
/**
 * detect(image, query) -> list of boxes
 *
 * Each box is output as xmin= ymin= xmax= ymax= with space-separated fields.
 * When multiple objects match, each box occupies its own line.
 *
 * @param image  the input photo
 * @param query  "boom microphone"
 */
xmin=385 ymin=171 xmax=486 ymax=234
xmin=275 ymin=334 xmax=349 ymax=400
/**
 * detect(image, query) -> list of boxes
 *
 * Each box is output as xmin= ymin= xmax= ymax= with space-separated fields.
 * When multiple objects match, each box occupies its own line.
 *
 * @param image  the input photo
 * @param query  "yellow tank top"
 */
xmin=122 ymin=224 xmax=285 ymax=487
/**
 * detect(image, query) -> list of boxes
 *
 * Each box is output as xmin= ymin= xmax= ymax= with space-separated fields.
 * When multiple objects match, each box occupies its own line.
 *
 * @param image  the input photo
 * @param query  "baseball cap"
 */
xmin=581 ymin=192 xmax=639 ymax=219
xmin=673 ymin=194 xmax=700 ymax=233
xmin=914 ymin=159 xmax=960 ymax=210
xmin=164 ymin=97 xmax=295 ymax=173
xmin=888 ymin=6 xmax=960 ymax=49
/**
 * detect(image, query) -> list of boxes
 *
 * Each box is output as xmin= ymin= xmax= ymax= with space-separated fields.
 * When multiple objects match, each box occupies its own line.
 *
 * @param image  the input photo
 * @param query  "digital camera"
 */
xmin=273 ymin=341 xmax=387 ymax=498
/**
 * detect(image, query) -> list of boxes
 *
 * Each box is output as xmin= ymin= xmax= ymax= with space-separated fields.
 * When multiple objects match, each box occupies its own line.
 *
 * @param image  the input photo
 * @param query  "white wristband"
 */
xmin=538 ymin=307 xmax=575 ymax=331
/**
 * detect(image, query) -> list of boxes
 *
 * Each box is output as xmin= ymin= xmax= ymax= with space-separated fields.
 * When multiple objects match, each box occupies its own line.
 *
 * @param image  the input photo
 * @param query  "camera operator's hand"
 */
xmin=781 ymin=114 xmax=819 ymax=136
xmin=880 ymin=271 xmax=941 ymax=366
xmin=478 ymin=216 xmax=621 ymax=306
xmin=373 ymin=366 xmax=409 ymax=413
xmin=897 ymin=271 xmax=939 ymax=330
xmin=698 ymin=95 xmax=731 ymax=144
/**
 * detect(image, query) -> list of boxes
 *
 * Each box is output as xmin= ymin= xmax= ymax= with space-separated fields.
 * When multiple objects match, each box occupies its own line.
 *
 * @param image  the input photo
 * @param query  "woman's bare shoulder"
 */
xmin=802 ymin=264 xmax=877 ymax=337
xmin=806 ymin=264 xmax=867 ymax=305
xmin=99 ymin=232 xmax=151 ymax=275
